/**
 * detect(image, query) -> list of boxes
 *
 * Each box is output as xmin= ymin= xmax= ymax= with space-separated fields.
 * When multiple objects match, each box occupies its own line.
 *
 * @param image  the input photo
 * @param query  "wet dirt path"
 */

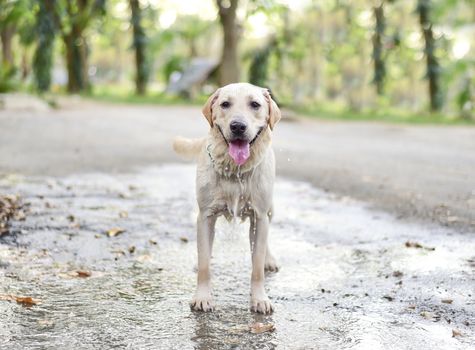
xmin=0 ymin=164 xmax=474 ymax=349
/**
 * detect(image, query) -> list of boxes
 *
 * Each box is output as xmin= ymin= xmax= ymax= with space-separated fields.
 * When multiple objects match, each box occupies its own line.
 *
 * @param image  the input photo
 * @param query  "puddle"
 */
xmin=0 ymin=164 xmax=474 ymax=349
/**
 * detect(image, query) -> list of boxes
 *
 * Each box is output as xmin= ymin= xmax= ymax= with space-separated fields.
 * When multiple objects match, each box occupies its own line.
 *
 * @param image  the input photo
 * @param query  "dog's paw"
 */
xmin=190 ymin=294 xmax=215 ymax=312
xmin=264 ymin=257 xmax=279 ymax=273
xmin=250 ymin=296 xmax=273 ymax=314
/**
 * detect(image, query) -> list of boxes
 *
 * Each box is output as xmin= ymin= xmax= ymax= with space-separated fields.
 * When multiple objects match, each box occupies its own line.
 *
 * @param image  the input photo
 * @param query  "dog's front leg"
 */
xmin=249 ymin=215 xmax=273 ymax=314
xmin=190 ymin=212 xmax=216 ymax=312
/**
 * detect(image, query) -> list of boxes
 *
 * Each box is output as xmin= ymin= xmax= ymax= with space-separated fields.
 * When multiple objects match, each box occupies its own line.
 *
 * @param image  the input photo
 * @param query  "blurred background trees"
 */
xmin=0 ymin=0 xmax=473 ymax=120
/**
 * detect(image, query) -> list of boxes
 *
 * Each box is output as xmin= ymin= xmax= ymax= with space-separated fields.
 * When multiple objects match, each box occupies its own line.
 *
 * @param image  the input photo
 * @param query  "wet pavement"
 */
xmin=0 ymin=164 xmax=474 ymax=349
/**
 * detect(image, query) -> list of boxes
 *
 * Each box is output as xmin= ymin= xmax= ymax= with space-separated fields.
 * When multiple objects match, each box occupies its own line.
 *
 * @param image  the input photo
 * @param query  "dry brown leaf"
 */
xmin=452 ymin=329 xmax=462 ymax=337
xmin=0 ymin=294 xmax=40 ymax=306
xmin=180 ymin=237 xmax=189 ymax=243
xmin=15 ymin=296 xmax=39 ymax=306
xmin=249 ymin=322 xmax=275 ymax=334
xmin=76 ymin=270 xmax=91 ymax=278
xmin=441 ymin=299 xmax=453 ymax=304
xmin=106 ymin=227 xmax=125 ymax=237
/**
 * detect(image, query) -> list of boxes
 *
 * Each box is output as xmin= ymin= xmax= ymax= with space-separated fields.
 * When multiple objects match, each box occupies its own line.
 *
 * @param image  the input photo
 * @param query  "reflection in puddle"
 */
xmin=0 ymin=164 xmax=473 ymax=349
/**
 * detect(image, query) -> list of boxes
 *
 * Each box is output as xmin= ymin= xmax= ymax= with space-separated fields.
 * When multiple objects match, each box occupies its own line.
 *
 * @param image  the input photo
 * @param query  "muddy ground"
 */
xmin=0 ymin=102 xmax=474 ymax=349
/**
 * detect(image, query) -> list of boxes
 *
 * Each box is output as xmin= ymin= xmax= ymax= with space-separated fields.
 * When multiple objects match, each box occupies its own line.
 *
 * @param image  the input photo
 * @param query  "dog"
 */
xmin=173 ymin=82 xmax=281 ymax=314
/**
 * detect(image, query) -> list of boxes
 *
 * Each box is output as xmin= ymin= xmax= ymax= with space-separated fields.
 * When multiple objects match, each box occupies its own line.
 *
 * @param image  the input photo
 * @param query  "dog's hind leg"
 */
xmin=264 ymin=245 xmax=279 ymax=272
xmin=190 ymin=213 xmax=217 ymax=312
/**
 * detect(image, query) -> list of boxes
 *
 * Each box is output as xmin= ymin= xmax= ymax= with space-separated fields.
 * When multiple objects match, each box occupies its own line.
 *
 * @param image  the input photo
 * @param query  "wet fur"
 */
xmin=173 ymin=83 xmax=281 ymax=314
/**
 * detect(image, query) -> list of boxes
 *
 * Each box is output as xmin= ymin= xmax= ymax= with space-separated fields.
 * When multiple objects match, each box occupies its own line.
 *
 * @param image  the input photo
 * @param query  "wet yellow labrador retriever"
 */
xmin=173 ymin=82 xmax=281 ymax=314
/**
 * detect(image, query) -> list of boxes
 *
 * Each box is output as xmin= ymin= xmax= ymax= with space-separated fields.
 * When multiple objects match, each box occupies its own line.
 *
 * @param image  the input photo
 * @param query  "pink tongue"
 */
xmin=228 ymin=140 xmax=250 ymax=165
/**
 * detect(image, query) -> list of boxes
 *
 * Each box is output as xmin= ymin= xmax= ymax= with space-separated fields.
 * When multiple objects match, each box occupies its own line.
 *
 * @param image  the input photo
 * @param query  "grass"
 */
xmin=83 ymin=84 xmax=207 ymax=106
xmin=290 ymin=102 xmax=474 ymax=125
xmin=42 ymin=84 xmax=474 ymax=126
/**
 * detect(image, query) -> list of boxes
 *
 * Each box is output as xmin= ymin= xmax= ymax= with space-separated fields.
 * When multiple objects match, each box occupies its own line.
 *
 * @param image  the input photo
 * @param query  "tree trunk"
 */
xmin=372 ymin=3 xmax=385 ymax=95
xmin=33 ymin=0 xmax=56 ymax=91
xmin=417 ymin=0 xmax=442 ymax=111
xmin=217 ymin=0 xmax=240 ymax=85
xmin=63 ymin=25 xmax=88 ymax=93
xmin=1 ymin=25 xmax=15 ymax=70
xmin=129 ymin=0 xmax=148 ymax=95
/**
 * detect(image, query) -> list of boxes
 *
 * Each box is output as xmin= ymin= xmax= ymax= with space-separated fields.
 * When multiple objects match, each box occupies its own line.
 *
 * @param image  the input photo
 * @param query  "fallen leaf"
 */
xmin=76 ymin=270 xmax=91 ymax=278
xmin=149 ymin=239 xmax=157 ymax=245
xmin=0 ymin=294 xmax=40 ymax=306
xmin=136 ymin=254 xmax=152 ymax=262
xmin=67 ymin=215 xmax=75 ymax=222
xmin=441 ymin=299 xmax=453 ymax=304
xmin=119 ymin=211 xmax=128 ymax=218
xmin=405 ymin=241 xmax=435 ymax=251
xmin=14 ymin=296 xmax=39 ymax=306
xmin=180 ymin=237 xmax=189 ymax=243
xmin=128 ymin=245 xmax=136 ymax=254
xmin=111 ymin=249 xmax=126 ymax=256
xmin=0 ymin=195 xmax=24 ymax=235
xmin=37 ymin=319 xmax=54 ymax=328
xmin=106 ymin=227 xmax=125 ymax=237
xmin=452 ymin=329 xmax=462 ymax=337
xmin=392 ymin=271 xmax=404 ymax=278
xmin=407 ymin=305 xmax=416 ymax=310
xmin=420 ymin=311 xmax=440 ymax=321
xmin=14 ymin=210 xmax=26 ymax=221
xmin=249 ymin=322 xmax=275 ymax=334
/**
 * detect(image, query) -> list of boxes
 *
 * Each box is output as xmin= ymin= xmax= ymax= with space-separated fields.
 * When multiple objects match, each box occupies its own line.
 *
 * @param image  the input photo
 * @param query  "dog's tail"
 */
xmin=173 ymin=137 xmax=205 ymax=160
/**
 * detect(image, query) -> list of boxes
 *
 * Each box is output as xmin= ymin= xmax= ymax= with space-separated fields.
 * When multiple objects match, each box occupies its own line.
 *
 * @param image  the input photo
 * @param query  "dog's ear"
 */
xmin=202 ymin=89 xmax=220 ymax=127
xmin=263 ymin=89 xmax=281 ymax=130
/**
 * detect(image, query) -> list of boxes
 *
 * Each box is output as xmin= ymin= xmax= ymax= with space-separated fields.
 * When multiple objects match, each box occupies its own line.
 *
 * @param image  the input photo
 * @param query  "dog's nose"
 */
xmin=230 ymin=121 xmax=247 ymax=135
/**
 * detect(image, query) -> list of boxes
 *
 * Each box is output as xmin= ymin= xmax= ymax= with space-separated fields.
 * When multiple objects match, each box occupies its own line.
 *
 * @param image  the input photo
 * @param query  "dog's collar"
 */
xmin=206 ymin=143 xmax=217 ymax=167
xmin=250 ymin=126 xmax=265 ymax=145
xmin=216 ymin=125 xmax=228 ymax=146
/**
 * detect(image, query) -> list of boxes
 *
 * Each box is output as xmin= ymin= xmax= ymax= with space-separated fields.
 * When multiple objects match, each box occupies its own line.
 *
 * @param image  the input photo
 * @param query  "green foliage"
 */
xmin=0 ymin=65 xmax=17 ymax=92
xmin=0 ymin=0 xmax=473 ymax=122
xmin=163 ymin=55 xmax=187 ymax=83
xmin=173 ymin=15 xmax=215 ymax=57
xmin=248 ymin=39 xmax=276 ymax=87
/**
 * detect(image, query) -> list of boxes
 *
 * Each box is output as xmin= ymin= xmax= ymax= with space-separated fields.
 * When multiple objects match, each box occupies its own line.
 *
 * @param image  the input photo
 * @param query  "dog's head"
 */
xmin=202 ymin=83 xmax=281 ymax=165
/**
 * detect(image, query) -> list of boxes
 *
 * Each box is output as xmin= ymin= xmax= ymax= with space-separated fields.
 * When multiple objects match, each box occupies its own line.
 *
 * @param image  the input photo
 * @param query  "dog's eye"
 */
xmin=250 ymin=101 xmax=261 ymax=109
xmin=220 ymin=101 xmax=231 ymax=109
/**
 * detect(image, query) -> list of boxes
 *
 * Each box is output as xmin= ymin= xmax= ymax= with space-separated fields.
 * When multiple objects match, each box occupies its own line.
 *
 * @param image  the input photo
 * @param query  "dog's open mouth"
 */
xmin=228 ymin=139 xmax=250 ymax=166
